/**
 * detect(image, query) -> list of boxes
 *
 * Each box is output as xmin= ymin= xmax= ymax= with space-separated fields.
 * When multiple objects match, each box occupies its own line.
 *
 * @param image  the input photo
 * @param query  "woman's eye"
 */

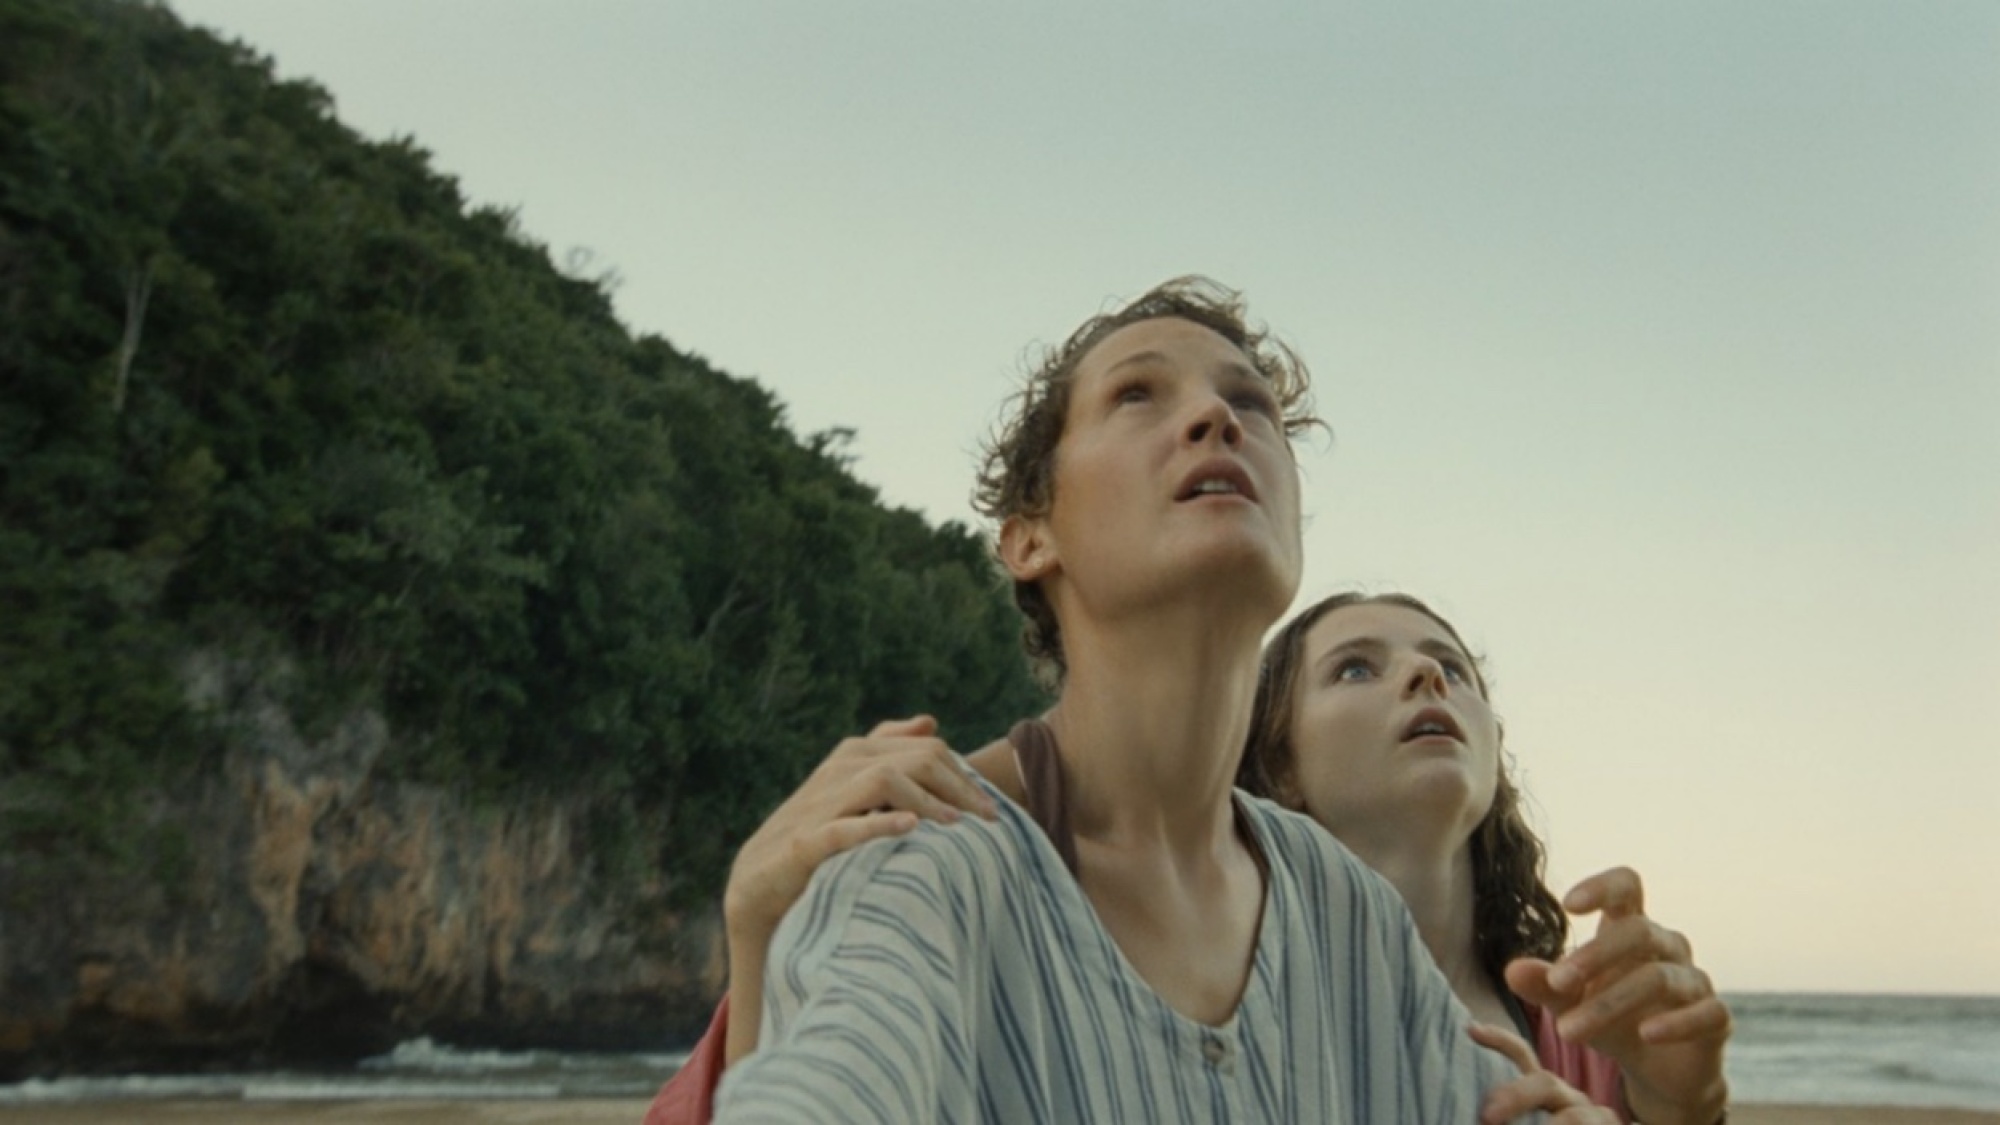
xmin=1332 ymin=657 xmax=1374 ymax=683
xmin=1231 ymin=390 xmax=1279 ymax=418
xmin=1439 ymin=659 xmax=1471 ymax=686
xmin=1114 ymin=382 xmax=1151 ymax=406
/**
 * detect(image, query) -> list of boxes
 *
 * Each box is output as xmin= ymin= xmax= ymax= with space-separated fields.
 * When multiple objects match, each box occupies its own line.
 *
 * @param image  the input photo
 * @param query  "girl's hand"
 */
xmin=1472 ymin=1022 xmax=1621 ymax=1124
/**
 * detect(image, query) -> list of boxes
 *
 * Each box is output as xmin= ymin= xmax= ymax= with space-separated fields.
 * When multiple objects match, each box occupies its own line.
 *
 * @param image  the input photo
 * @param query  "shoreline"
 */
xmin=1 ymin=1102 xmax=1998 ymax=1124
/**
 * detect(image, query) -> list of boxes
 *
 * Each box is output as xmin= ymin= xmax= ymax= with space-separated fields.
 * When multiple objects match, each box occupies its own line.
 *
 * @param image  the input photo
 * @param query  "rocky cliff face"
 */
xmin=0 ymin=655 xmax=724 ymax=1079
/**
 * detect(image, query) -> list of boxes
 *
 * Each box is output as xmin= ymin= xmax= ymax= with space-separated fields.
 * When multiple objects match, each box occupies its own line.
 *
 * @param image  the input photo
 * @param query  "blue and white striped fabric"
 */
xmin=714 ymin=783 xmax=1536 ymax=1124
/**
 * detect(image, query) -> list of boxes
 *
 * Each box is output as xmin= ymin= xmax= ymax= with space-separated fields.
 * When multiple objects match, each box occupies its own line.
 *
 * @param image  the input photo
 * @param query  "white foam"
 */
xmin=0 ymin=1074 xmax=246 ymax=1103
xmin=361 ymin=1036 xmax=546 ymax=1073
xmin=244 ymin=1079 xmax=562 ymax=1101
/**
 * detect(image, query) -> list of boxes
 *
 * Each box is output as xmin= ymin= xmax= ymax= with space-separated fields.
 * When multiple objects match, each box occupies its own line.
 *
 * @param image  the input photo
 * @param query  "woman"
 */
xmin=1239 ymin=591 xmax=1731 ymax=1124
xmin=701 ymin=278 xmax=1534 ymax=1122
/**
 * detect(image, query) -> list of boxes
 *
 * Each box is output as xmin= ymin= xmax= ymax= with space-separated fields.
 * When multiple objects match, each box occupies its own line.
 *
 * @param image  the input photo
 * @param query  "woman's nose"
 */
xmin=1401 ymin=656 xmax=1450 ymax=698
xmin=1183 ymin=395 xmax=1244 ymax=449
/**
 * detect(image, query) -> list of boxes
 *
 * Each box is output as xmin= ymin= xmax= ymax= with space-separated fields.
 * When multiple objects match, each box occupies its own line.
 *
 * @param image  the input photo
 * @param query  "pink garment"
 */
xmin=1528 ymin=1000 xmax=1628 ymax=1121
xmin=641 ymin=994 xmax=729 ymax=1125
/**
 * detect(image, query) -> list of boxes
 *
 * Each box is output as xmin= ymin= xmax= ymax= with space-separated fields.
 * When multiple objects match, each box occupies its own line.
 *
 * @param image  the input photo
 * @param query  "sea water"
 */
xmin=3 ymin=993 xmax=1996 ymax=1110
xmin=1726 ymin=992 xmax=2000 ymax=1111
xmin=0 ymin=1039 xmax=686 ymax=1104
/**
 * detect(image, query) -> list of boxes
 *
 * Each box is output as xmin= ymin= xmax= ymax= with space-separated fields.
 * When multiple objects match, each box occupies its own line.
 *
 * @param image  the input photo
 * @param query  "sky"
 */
xmin=166 ymin=0 xmax=1999 ymax=996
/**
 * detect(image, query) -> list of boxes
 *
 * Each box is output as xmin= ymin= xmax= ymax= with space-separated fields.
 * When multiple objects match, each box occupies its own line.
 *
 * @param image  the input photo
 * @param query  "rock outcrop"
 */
xmin=0 ymin=655 xmax=723 ymax=1079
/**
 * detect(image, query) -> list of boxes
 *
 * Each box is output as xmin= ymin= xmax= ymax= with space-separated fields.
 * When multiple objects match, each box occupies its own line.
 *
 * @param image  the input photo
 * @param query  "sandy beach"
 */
xmin=1732 ymin=1110 xmax=2000 ymax=1125
xmin=3 ymin=1102 xmax=1998 ymax=1124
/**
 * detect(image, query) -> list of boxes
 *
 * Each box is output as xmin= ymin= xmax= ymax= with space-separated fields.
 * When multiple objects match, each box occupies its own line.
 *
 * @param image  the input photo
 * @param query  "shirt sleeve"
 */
xmin=712 ymin=824 xmax=988 ymax=1124
xmin=1255 ymin=804 xmax=1545 ymax=1124
xmin=1365 ymin=862 xmax=1550 ymax=1125
xmin=1392 ymin=904 xmax=1544 ymax=1112
xmin=642 ymin=993 xmax=730 ymax=1125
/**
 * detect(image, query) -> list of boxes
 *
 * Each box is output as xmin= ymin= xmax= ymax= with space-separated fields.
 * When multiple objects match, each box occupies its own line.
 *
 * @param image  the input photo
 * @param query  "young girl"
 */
xmin=1239 ymin=592 xmax=1730 ymax=1124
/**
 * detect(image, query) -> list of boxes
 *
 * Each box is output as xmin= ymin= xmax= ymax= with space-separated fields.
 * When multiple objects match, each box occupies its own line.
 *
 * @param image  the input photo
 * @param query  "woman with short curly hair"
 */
xmin=705 ymin=276 xmax=1535 ymax=1122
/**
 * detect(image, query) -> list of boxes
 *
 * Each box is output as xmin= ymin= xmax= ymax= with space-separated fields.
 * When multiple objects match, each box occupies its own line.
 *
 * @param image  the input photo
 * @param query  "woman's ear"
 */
xmin=998 ymin=514 xmax=1057 ymax=582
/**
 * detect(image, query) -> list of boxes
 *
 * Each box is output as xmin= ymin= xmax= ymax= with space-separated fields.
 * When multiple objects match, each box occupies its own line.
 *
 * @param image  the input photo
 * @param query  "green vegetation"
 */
xmin=0 ymin=0 xmax=1044 ymax=901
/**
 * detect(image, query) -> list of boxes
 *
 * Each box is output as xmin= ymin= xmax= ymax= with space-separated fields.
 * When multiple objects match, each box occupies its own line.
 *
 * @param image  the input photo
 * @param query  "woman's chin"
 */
xmin=1181 ymin=532 xmax=1301 ymax=602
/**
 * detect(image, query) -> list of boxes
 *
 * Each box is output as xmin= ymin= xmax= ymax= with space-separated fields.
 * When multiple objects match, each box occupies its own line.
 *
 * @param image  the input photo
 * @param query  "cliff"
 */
xmin=0 ymin=0 xmax=1043 ymax=1079
xmin=0 ymin=653 xmax=723 ymax=1079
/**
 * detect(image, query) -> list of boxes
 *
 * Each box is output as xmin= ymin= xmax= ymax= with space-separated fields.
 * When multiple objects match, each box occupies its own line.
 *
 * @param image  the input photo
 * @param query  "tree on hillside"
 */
xmin=0 ymin=0 xmax=1045 ymax=902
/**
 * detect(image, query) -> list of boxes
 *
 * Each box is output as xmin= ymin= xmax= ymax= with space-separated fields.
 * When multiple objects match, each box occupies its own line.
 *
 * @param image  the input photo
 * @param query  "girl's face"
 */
xmin=1285 ymin=601 xmax=1501 ymax=850
xmin=1008 ymin=316 xmax=1302 ymax=628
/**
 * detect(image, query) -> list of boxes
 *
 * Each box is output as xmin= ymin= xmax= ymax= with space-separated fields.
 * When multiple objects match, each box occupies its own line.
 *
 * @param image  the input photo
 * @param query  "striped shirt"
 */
xmin=713 ymin=782 xmax=1534 ymax=1123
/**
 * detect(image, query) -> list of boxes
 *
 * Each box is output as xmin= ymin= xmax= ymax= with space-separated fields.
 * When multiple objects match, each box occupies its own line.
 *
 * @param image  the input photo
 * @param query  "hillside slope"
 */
xmin=0 ymin=0 xmax=1043 ymax=1074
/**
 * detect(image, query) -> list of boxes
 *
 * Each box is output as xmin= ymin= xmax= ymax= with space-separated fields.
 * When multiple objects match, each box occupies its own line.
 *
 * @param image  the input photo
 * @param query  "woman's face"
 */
xmin=1014 ymin=316 xmax=1302 ymax=626
xmin=1285 ymin=601 xmax=1501 ymax=849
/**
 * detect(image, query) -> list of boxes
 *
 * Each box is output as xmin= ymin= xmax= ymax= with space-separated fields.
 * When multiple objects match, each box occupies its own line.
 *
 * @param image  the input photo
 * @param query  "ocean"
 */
xmin=1724 ymin=993 xmax=2000 ymax=1111
xmin=2 ymin=993 xmax=1996 ymax=1111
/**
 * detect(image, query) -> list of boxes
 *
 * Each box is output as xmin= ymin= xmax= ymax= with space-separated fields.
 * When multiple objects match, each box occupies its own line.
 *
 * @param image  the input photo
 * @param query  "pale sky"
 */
xmin=167 ymin=1 xmax=1999 ymax=996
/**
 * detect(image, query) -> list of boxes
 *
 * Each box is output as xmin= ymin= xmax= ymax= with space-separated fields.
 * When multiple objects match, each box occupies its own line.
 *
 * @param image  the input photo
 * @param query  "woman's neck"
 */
xmin=1046 ymin=605 xmax=1264 ymax=860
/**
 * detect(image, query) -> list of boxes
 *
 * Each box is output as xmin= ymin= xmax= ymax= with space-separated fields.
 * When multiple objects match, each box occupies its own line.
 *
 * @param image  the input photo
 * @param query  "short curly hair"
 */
xmin=1238 ymin=591 xmax=1570 ymax=979
xmin=971 ymin=276 xmax=1321 ymax=685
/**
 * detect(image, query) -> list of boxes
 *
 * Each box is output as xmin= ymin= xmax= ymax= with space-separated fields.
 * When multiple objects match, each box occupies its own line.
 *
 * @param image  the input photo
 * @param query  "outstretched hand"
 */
xmin=1471 ymin=1023 xmax=1620 ymax=1124
xmin=1505 ymin=866 xmax=1731 ymax=1125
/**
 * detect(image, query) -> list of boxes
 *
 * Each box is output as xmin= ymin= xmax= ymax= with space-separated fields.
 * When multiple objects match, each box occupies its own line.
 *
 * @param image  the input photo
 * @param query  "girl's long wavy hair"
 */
xmin=1238 ymin=592 xmax=1569 ymax=982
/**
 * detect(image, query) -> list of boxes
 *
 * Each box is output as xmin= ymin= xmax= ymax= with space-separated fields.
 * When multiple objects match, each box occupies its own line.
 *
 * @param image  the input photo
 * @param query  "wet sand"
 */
xmin=1734 ymin=1111 xmax=2000 ymax=1125
xmin=2 ymin=1102 xmax=1998 ymax=1124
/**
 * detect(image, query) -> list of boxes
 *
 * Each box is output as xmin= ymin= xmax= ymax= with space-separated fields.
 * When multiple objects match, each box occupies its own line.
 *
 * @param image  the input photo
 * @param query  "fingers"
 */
xmin=791 ymin=811 xmax=921 ymax=871
xmin=1531 ymin=865 xmax=1733 ymax=1120
xmin=724 ymin=718 xmax=991 ymax=940
xmin=1557 ymin=960 xmax=1718 ymax=1045
xmin=727 ymin=811 xmax=916 ymax=947
xmin=1547 ymin=1106 xmax=1620 ymax=1124
xmin=818 ymin=733 xmax=996 ymax=825
xmin=1480 ymin=1067 xmax=1619 ymax=1121
xmin=1552 ymin=868 xmax=1664 ymax=988
xmin=869 ymin=759 xmax=990 ymax=825
xmin=1470 ymin=1023 xmax=1613 ymax=1124
xmin=865 ymin=714 xmax=938 ymax=738
xmin=905 ymin=743 xmax=998 ymax=821
xmin=1547 ymin=912 xmax=1691 ymax=995
xmin=1562 ymin=865 xmax=1643 ymax=918
xmin=1513 ymin=908 xmax=1726 ymax=1064
xmin=1468 ymin=1021 xmax=1539 ymax=1071
xmin=1503 ymin=957 xmax=1562 ymax=1010
xmin=867 ymin=743 xmax=997 ymax=821
xmin=1546 ymin=917 xmax=1696 ymax=1007
xmin=1638 ymin=992 xmax=1733 ymax=1045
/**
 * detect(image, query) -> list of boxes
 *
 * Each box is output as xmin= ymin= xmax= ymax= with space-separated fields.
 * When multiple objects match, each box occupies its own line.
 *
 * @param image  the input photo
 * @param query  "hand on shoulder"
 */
xmin=723 ymin=715 xmax=999 ymax=946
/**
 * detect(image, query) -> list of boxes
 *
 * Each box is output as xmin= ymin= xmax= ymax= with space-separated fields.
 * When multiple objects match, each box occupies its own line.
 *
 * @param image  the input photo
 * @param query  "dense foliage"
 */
xmin=0 ymin=0 xmax=1044 ymax=899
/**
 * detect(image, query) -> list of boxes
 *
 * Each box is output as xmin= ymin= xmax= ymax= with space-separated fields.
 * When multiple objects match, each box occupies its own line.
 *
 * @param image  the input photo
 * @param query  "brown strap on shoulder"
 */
xmin=1007 ymin=718 xmax=1079 ymax=877
xmin=1007 ymin=717 xmax=1267 ymax=883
